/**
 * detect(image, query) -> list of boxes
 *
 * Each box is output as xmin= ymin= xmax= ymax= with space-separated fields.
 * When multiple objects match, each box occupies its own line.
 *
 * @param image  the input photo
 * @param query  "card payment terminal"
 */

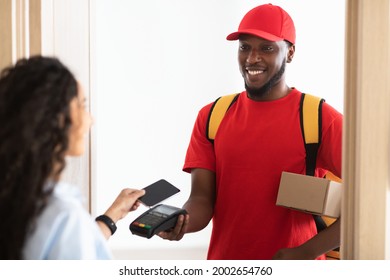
xmin=129 ymin=204 xmax=187 ymax=239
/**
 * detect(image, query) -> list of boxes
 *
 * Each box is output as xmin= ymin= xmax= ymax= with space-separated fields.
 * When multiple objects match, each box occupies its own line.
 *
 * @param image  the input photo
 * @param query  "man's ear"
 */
xmin=287 ymin=44 xmax=295 ymax=63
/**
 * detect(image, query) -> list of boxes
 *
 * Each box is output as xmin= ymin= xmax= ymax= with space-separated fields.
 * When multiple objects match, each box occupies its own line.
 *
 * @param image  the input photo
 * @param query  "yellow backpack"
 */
xmin=207 ymin=92 xmax=341 ymax=260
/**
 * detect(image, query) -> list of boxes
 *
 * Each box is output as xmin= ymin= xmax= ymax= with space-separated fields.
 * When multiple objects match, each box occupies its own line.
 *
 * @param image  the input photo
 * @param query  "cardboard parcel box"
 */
xmin=276 ymin=171 xmax=341 ymax=218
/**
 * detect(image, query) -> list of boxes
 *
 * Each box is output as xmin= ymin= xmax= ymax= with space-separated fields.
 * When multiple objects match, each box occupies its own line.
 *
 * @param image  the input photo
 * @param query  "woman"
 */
xmin=0 ymin=56 xmax=144 ymax=259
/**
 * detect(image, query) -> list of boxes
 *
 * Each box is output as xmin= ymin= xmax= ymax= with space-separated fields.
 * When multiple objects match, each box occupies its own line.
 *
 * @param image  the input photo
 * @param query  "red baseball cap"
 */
xmin=226 ymin=4 xmax=296 ymax=44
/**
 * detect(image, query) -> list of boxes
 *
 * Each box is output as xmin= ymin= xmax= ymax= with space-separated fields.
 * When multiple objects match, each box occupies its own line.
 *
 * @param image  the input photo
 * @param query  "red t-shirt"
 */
xmin=183 ymin=88 xmax=342 ymax=260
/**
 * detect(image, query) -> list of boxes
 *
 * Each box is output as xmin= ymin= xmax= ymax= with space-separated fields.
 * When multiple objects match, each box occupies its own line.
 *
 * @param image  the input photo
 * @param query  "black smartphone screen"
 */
xmin=138 ymin=179 xmax=180 ymax=206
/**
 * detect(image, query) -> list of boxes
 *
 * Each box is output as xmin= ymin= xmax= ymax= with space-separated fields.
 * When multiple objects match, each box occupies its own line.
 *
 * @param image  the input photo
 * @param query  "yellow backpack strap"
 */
xmin=301 ymin=93 xmax=340 ymax=255
xmin=300 ymin=93 xmax=342 ymax=183
xmin=300 ymin=93 xmax=325 ymax=176
xmin=207 ymin=93 xmax=239 ymax=142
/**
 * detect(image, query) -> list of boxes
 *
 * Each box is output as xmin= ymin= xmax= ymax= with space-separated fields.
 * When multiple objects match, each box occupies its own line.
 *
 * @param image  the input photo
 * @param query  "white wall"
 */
xmin=92 ymin=0 xmax=345 ymax=259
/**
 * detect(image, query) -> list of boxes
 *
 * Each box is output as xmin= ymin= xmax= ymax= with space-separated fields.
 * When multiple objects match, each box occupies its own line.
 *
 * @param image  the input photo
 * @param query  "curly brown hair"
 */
xmin=0 ymin=56 xmax=78 ymax=259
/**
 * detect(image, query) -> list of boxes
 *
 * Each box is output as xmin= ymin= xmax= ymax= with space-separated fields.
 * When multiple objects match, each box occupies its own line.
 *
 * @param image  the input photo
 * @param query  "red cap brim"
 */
xmin=226 ymin=29 xmax=284 ymax=41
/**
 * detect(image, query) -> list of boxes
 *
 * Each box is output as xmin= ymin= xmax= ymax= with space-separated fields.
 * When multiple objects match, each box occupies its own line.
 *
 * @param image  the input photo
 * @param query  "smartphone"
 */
xmin=138 ymin=179 xmax=180 ymax=207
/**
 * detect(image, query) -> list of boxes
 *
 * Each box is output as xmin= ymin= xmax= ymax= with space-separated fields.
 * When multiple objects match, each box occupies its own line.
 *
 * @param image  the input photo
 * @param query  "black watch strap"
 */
xmin=96 ymin=214 xmax=117 ymax=235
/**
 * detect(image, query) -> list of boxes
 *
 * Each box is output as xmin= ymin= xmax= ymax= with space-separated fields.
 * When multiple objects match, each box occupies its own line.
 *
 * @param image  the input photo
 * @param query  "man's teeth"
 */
xmin=247 ymin=70 xmax=263 ymax=75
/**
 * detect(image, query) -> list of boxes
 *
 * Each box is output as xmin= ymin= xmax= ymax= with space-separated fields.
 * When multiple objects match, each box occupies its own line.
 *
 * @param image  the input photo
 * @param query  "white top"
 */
xmin=23 ymin=182 xmax=112 ymax=259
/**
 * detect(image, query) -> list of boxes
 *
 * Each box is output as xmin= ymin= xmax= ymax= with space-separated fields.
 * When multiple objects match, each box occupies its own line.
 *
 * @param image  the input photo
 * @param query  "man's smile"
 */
xmin=246 ymin=66 xmax=266 ymax=76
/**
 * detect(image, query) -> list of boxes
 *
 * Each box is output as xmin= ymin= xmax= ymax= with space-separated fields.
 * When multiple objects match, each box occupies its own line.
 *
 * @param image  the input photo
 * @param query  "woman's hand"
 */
xmin=104 ymin=188 xmax=145 ymax=223
xmin=97 ymin=188 xmax=145 ymax=239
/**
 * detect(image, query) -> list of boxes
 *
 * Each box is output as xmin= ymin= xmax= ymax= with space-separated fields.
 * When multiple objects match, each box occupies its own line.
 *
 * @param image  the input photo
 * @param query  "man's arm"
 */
xmin=158 ymin=168 xmax=216 ymax=240
xmin=273 ymin=218 xmax=341 ymax=259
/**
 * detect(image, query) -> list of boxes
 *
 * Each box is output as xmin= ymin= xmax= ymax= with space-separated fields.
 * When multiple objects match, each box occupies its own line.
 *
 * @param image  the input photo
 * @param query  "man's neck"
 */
xmin=247 ymin=83 xmax=291 ymax=101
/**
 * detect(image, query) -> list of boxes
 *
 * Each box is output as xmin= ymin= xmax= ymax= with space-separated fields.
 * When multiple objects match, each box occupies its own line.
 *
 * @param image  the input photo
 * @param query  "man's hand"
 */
xmin=157 ymin=214 xmax=189 ymax=241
